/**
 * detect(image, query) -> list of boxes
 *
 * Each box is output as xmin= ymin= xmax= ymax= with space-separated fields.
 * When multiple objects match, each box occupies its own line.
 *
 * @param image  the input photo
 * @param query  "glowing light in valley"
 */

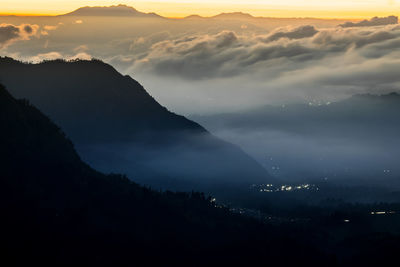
xmin=255 ymin=183 xmax=318 ymax=193
xmin=370 ymin=211 xmax=396 ymax=215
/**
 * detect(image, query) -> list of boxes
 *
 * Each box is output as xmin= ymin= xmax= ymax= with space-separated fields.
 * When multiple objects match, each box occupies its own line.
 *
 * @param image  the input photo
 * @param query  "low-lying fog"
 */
xmin=192 ymin=94 xmax=400 ymax=187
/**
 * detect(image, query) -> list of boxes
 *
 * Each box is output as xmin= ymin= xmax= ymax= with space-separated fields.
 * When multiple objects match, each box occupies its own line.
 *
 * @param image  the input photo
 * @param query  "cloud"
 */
xmin=43 ymin=25 xmax=58 ymax=31
xmin=29 ymin=51 xmax=63 ymax=62
xmin=129 ymin=31 xmax=172 ymax=53
xmin=265 ymin=25 xmax=319 ymax=42
xmin=340 ymin=16 xmax=398 ymax=28
xmin=23 ymin=25 xmax=33 ymax=34
xmin=0 ymin=25 xmax=19 ymax=45
xmin=68 ymin=52 xmax=92 ymax=61
xmin=0 ymin=23 xmax=39 ymax=48
xmin=130 ymin=31 xmax=242 ymax=79
xmin=28 ymin=51 xmax=92 ymax=63
xmin=41 ymin=24 xmax=60 ymax=35
xmin=111 ymin=23 xmax=400 ymax=113
xmin=74 ymin=45 xmax=89 ymax=53
xmin=129 ymin=25 xmax=400 ymax=81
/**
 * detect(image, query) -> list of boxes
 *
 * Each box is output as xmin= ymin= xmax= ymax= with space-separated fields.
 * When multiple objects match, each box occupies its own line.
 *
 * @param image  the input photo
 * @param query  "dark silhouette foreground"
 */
xmin=0 ymin=84 xmax=324 ymax=266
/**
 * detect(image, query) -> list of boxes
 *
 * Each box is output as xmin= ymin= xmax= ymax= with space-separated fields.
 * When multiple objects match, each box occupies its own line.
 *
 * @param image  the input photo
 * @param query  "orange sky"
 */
xmin=0 ymin=0 xmax=399 ymax=18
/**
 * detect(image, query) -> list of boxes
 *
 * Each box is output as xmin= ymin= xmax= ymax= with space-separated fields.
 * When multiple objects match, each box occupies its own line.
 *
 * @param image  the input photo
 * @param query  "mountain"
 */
xmin=0 ymin=57 xmax=272 ymax=194
xmin=184 ymin=14 xmax=206 ymax=20
xmin=212 ymin=12 xmax=255 ymax=20
xmin=0 ymin=84 xmax=325 ymax=266
xmin=62 ymin=4 xmax=162 ymax=18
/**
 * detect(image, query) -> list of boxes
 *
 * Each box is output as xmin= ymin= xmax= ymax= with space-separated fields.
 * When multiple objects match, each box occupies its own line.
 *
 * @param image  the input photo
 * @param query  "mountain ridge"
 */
xmin=212 ymin=12 xmax=255 ymax=19
xmin=0 ymin=57 xmax=273 ymax=193
xmin=0 ymin=83 xmax=274 ymax=265
xmin=62 ymin=4 xmax=162 ymax=18
xmin=55 ymin=4 xmax=355 ymax=21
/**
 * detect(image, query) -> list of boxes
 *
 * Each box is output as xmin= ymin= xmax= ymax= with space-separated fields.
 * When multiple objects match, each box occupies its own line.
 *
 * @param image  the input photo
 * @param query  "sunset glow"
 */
xmin=1 ymin=0 xmax=399 ymax=18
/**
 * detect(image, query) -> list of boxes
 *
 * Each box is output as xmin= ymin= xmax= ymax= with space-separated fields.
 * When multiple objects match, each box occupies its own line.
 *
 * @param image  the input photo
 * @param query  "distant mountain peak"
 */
xmin=62 ymin=4 xmax=162 ymax=18
xmin=184 ymin=14 xmax=205 ymax=19
xmin=212 ymin=12 xmax=255 ymax=19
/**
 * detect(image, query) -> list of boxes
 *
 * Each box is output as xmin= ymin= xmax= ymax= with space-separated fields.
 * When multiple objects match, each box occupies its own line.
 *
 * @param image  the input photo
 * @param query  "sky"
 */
xmin=0 ymin=0 xmax=399 ymax=18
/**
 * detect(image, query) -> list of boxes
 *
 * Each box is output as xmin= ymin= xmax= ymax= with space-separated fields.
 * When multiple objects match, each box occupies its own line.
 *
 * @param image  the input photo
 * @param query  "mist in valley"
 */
xmin=192 ymin=94 xmax=400 ymax=189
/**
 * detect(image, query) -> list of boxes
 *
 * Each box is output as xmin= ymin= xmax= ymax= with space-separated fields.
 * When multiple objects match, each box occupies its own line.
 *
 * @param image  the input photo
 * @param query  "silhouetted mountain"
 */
xmin=212 ymin=12 xmax=255 ymax=20
xmin=62 ymin=4 xmax=162 ymax=18
xmin=0 ymin=84 xmax=326 ymax=266
xmin=0 ymin=57 xmax=272 ymax=194
xmin=184 ymin=14 xmax=205 ymax=20
xmin=3 ymin=83 xmax=400 ymax=266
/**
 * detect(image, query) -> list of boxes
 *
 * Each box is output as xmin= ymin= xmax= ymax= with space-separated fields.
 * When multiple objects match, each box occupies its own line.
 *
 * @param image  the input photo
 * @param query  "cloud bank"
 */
xmin=266 ymin=25 xmax=319 ymax=41
xmin=129 ymin=25 xmax=400 ymax=80
xmin=115 ymin=23 xmax=400 ymax=113
xmin=340 ymin=16 xmax=398 ymax=28
xmin=2 ymin=16 xmax=400 ymax=113
xmin=0 ymin=24 xmax=39 ymax=48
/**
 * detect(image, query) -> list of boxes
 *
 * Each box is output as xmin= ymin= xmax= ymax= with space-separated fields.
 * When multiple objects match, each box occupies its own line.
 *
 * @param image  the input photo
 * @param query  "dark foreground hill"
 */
xmin=0 ymin=84 xmax=325 ymax=266
xmin=0 ymin=57 xmax=272 ymax=194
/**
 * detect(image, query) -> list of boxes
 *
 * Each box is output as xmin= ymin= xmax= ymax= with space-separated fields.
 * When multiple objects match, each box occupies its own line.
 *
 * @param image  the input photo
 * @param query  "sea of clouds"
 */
xmin=1 ymin=16 xmax=399 ymax=113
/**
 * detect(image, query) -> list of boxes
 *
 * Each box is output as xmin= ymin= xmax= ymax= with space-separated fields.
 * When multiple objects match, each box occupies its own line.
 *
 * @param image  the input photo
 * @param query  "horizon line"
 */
xmin=0 ymin=4 xmax=397 ymax=20
xmin=0 ymin=12 xmax=383 ymax=20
